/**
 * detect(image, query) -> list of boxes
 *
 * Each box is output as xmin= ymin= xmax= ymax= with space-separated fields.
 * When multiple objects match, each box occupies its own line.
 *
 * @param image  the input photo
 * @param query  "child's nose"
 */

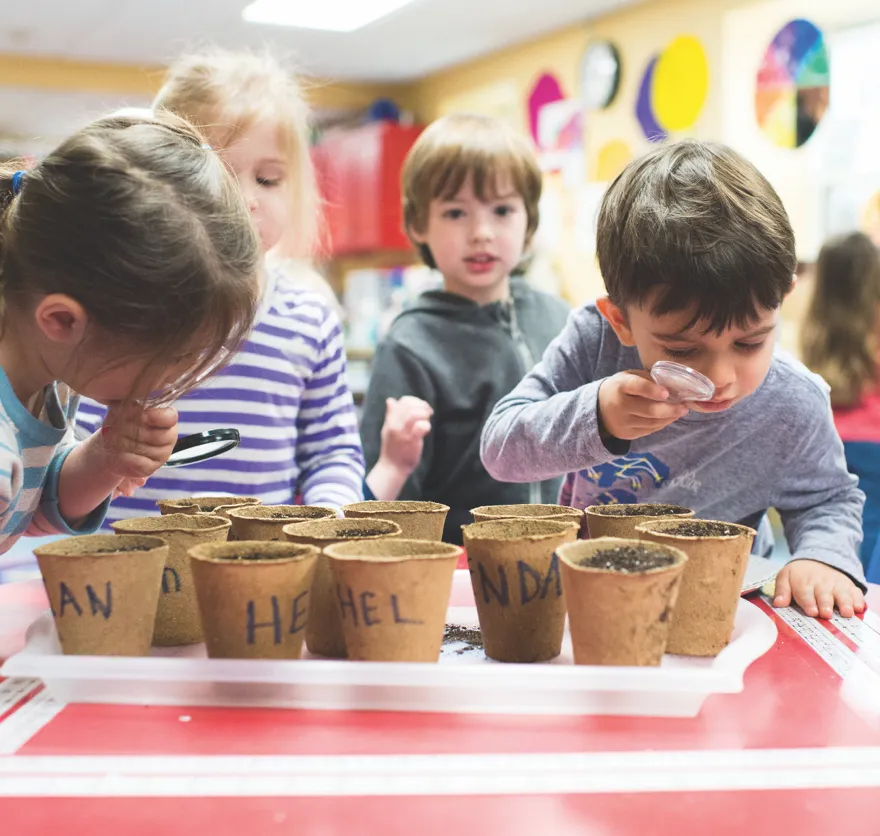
xmin=470 ymin=215 xmax=493 ymax=242
xmin=704 ymin=355 xmax=737 ymax=393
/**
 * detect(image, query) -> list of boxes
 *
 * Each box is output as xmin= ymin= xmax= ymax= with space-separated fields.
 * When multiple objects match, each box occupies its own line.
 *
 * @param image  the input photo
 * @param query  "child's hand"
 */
xmin=366 ymin=397 xmax=432 ymax=502
xmin=597 ymin=371 xmax=689 ymax=441
xmin=379 ymin=396 xmax=433 ymax=474
xmin=773 ymin=558 xmax=866 ymax=619
xmin=96 ymin=404 xmax=179 ymax=484
xmin=113 ymin=477 xmax=147 ymax=499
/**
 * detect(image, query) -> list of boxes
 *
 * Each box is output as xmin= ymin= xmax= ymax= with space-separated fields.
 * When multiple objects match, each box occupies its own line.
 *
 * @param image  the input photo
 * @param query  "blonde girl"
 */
xmin=77 ymin=49 xmax=364 ymax=521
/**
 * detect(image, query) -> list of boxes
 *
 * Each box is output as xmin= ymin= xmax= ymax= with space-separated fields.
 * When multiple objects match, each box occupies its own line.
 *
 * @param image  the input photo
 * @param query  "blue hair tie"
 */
xmin=11 ymin=170 xmax=25 ymax=196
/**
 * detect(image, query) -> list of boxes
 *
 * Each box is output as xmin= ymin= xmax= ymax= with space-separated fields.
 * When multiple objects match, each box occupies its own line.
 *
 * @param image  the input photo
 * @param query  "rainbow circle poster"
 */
xmin=756 ymin=18 xmax=830 ymax=149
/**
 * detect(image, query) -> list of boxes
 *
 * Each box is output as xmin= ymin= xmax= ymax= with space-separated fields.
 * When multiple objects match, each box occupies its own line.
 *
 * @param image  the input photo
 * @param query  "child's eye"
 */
xmin=664 ymin=347 xmax=697 ymax=359
xmin=735 ymin=341 xmax=766 ymax=353
xmin=494 ymin=204 xmax=515 ymax=217
xmin=442 ymin=208 xmax=464 ymax=220
xmin=256 ymin=177 xmax=281 ymax=187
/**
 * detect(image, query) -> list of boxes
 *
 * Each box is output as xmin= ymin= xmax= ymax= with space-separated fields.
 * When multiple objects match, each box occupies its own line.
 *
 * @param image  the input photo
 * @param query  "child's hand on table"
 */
xmin=773 ymin=558 xmax=866 ymax=619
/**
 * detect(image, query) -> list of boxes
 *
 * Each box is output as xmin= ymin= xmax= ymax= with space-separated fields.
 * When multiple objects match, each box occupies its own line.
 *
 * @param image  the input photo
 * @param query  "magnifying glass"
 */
xmin=650 ymin=361 xmax=715 ymax=404
xmin=164 ymin=428 xmax=241 ymax=467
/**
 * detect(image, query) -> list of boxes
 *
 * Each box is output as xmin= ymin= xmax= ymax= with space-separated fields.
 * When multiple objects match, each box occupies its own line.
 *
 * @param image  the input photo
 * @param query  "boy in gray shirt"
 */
xmin=481 ymin=140 xmax=866 ymax=621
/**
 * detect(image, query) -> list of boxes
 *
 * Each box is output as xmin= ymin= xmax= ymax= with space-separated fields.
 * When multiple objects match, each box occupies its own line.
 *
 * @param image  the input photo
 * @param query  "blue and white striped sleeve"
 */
xmin=0 ymin=424 xmax=24 ymax=548
xmin=295 ymin=305 xmax=365 ymax=508
xmin=28 ymin=441 xmax=109 ymax=536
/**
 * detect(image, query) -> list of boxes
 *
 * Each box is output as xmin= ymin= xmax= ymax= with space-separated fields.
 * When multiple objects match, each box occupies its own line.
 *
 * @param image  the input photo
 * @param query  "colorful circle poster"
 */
xmin=756 ymin=19 xmax=830 ymax=149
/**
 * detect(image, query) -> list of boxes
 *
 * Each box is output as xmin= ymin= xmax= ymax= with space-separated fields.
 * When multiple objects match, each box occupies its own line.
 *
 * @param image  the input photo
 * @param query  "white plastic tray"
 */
xmin=1 ymin=571 xmax=777 ymax=717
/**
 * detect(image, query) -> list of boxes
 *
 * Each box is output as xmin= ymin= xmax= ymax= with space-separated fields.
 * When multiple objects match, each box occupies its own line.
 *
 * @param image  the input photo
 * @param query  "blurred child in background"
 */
xmin=360 ymin=114 xmax=570 ymax=542
xmin=802 ymin=231 xmax=880 ymax=580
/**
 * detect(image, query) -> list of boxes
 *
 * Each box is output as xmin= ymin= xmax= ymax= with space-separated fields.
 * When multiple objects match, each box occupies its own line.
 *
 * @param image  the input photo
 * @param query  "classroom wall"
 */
xmin=0 ymin=53 xmax=412 ymax=121
xmin=409 ymin=0 xmax=880 ymax=311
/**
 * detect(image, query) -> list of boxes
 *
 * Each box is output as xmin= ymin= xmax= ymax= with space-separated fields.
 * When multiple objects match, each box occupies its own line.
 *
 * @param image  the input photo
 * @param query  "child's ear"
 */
xmin=408 ymin=222 xmax=426 ymax=246
xmin=33 ymin=294 xmax=89 ymax=346
xmin=596 ymin=296 xmax=636 ymax=346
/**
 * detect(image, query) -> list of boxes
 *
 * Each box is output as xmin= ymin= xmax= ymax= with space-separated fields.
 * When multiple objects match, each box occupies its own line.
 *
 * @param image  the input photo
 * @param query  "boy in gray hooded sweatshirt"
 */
xmin=359 ymin=114 xmax=570 ymax=543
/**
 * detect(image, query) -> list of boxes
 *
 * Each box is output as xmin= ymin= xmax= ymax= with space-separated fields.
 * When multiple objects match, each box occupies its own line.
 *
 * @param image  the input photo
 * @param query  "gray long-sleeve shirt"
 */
xmin=481 ymin=303 xmax=867 ymax=589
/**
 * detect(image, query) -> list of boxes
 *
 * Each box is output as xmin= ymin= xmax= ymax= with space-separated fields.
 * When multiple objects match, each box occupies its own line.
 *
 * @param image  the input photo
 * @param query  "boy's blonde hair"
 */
xmin=155 ymin=48 xmax=319 ymax=257
xmin=402 ymin=113 xmax=542 ymax=269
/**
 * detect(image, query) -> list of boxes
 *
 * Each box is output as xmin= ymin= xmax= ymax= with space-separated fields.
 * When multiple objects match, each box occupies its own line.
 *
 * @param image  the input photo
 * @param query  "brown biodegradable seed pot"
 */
xmin=323 ymin=538 xmax=461 ymax=662
xmin=111 ymin=514 xmax=231 ymax=646
xmin=556 ymin=537 xmax=688 ymax=666
xmin=34 ymin=534 xmax=168 ymax=656
xmin=636 ymin=519 xmax=756 ymax=656
xmin=462 ymin=518 xmax=579 ymax=662
xmin=342 ymin=500 xmax=449 ymax=540
xmin=188 ymin=540 xmax=319 ymax=660
xmin=584 ymin=503 xmax=694 ymax=540
xmin=227 ymin=504 xmax=336 ymax=541
xmin=283 ymin=518 xmax=402 ymax=658
xmin=157 ymin=495 xmax=261 ymax=521
xmin=470 ymin=503 xmax=585 ymax=527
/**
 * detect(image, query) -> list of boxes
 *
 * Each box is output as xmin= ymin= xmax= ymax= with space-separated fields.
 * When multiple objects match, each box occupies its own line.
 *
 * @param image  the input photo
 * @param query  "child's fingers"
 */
xmin=619 ymin=373 xmax=670 ymax=403
xmin=853 ymin=587 xmax=867 ymax=613
xmin=793 ymin=579 xmax=819 ymax=618
xmin=815 ymin=588 xmax=836 ymax=620
xmin=625 ymin=392 xmax=689 ymax=421
xmin=398 ymin=395 xmax=432 ymax=415
xmin=411 ymin=419 xmax=431 ymax=437
xmin=131 ymin=425 xmax=178 ymax=446
xmin=772 ymin=569 xmax=792 ymax=608
xmin=833 ymin=583 xmax=855 ymax=619
xmin=142 ymin=406 xmax=178 ymax=429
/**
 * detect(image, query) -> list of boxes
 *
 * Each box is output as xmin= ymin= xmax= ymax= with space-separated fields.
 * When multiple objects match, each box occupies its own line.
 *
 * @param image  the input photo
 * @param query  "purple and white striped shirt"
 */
xmin=76 ymin=269 xmax=365 ymax=525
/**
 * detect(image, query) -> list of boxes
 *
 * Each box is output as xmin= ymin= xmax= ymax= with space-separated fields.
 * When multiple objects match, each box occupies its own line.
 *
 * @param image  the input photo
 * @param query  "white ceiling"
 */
xmin=1 ymin=0 xmax=641 ymax=82
xmin=0 ymin=0 xmax=642 ymax=154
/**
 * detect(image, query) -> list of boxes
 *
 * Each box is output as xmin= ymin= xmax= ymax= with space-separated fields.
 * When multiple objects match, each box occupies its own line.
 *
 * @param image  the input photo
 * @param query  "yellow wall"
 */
xmin=0 ymin=53 xmax=409 ymax=112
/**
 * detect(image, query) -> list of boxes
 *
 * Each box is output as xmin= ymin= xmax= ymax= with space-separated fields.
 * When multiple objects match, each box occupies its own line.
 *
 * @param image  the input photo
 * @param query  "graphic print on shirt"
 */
xmin=560 ymin=452 xmax=671 ymax=508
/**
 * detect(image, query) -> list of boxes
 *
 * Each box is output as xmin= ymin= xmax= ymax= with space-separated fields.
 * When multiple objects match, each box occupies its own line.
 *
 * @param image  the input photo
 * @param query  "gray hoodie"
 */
xmin=360 ymin=279 xmax=570 ymax=542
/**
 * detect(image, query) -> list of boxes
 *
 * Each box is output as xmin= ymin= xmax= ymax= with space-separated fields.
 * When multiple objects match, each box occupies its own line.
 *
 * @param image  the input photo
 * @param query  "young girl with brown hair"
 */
xmin=0 ymin=111 xmax=259 ymax=551
xmin=802 ymin=231 xmax=880 ymax=580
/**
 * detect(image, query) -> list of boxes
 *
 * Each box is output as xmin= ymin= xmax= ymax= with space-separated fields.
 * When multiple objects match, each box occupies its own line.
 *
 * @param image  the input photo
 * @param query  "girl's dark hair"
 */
xmin=802 ymin=231 xmax=880 ymax=407
xmin=0 ymin=110 xmax=260 ymax=402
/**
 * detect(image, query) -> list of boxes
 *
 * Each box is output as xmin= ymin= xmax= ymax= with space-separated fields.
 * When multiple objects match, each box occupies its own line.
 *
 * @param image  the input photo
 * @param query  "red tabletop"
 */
xmin=1 ymin=580 xmax=879 ymax=835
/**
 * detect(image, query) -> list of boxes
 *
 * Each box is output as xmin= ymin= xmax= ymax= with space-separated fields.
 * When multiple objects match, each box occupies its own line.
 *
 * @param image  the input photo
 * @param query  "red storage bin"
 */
xmin=314 ymin=122 xmax=424 ymax=256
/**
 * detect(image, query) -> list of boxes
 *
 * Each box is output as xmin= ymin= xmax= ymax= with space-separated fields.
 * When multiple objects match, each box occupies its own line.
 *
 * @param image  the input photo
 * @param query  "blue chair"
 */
xmin=870 ymin=533 xmax=880 ymax=586
xmin=844 ymin=441 xmax=880 ymax=583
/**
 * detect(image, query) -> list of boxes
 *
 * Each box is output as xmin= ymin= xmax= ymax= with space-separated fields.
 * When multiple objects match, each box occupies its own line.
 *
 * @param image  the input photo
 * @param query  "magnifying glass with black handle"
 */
xmin=165 ymin=428 xmax=241 ymax=467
